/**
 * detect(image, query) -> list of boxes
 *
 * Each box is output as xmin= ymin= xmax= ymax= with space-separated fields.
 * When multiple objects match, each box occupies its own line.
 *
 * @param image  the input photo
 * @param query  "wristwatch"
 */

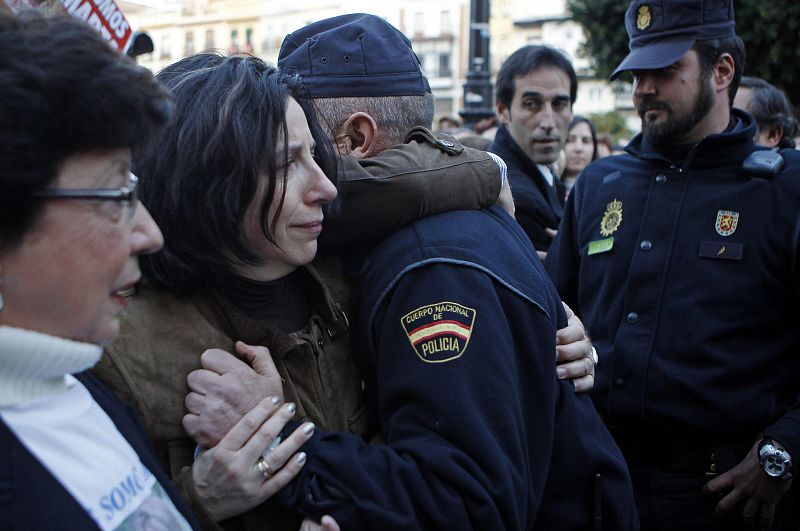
xmin=758 ymin=438 xmax=793 ymax=479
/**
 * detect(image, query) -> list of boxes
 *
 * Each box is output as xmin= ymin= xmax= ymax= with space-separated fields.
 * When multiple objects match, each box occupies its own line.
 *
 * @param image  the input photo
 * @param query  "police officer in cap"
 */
xmin=546 ymin=0 xmax=799 ymax=529
xmin=272 ymin=13 xmax=638 ymax=530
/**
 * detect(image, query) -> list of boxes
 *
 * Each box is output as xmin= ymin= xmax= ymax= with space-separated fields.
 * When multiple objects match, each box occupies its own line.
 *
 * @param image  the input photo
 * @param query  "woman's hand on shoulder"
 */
xmin=191 ymin=396 xmax=315 ymax=521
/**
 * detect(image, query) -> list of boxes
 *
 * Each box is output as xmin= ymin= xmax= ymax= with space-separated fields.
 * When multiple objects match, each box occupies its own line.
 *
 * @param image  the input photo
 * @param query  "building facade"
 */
xmin=120 ymin=0 xmax=633 ymax=128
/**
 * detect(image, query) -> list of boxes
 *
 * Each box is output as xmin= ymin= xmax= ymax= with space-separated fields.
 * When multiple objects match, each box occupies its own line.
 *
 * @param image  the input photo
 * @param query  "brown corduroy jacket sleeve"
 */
xmin=319 ymin=127 xmax=501 ymax=252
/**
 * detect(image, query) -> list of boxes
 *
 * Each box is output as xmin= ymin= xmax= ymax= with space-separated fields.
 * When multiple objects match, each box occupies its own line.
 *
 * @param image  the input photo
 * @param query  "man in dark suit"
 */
xmin=490 ymin=45 xmax=577 ymax=257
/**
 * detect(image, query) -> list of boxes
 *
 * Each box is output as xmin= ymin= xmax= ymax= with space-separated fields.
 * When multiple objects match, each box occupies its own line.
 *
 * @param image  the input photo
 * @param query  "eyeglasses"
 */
xmin=35 ymin=172 xmax=139 ymax=219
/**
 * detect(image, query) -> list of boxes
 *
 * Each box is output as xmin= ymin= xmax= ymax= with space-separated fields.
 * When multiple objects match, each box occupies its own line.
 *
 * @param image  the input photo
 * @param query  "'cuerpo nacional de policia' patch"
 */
xmin=600 ymin=199 xmax=623 ymax=237
xmin=715 ymin=210 xmax=739 ymax=236
xmin=636 ymin=5 xmax=652 ymax=30
xmin=401 ymin=302 xmax=476 ymax=363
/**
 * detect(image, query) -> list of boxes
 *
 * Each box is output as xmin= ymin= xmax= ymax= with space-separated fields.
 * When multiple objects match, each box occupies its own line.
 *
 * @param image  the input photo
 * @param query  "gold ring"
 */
xmin=256 ymin=458 xmax=274 ymax=480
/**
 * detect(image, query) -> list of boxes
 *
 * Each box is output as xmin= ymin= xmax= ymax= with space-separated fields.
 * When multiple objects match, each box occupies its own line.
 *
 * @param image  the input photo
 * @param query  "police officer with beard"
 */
xmin=546 ymin=0 xmax=799 ymax=529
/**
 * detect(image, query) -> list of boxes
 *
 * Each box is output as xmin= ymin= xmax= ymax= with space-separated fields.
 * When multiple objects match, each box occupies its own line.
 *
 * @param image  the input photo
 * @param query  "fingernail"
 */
xmin=302 ymin=422 xmax=315 ymax=435
xmin=285 ymin=402 xmax=296 ymax=414
xmin=556 ymin=367 xmax=566 ymax=379
xmin=269 ymin=396 xmax=280 ymax=405
xmin=296 ymin=452 xmax=307 ymax=464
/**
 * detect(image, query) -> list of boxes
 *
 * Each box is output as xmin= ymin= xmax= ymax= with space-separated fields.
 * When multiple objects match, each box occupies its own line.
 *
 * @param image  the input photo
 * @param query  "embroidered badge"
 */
xmin=637 ymin=5 xmax=652 ymax=30
xmin=599 ymin=199 xmax=623 ymax=237
xmin=715 ymin=210 xmax=739 ymax=236
xmin=401 ymin=302 xmax=476 ymax=363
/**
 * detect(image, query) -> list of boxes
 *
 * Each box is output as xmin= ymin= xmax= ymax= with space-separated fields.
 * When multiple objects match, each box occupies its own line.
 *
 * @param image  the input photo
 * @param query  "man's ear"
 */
xmin=713 ymin=53 xmax=735 ymax=95
xmin=496 ymin=102 xmax=511 ymax=125
xmin=338 ymin=112 xmax=379 ymax=159
xmin=759 ymin=124 xmax=784 ymax=149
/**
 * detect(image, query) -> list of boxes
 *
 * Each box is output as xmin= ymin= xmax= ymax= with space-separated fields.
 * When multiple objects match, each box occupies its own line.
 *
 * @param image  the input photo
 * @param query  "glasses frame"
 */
xmin=34 ymin=173 xmax=138 ymax=206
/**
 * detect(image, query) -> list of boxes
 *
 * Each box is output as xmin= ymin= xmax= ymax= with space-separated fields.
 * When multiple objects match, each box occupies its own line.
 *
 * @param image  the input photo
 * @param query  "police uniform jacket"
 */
xmin=275 ymin=205 xmax=637 ymax=530
xmin=490 ymin=124 xmax=565 ymax=251
xmin=545 ymin=110 xmax=800 ymax=458
xmin=94 ymin=267 xmax=367 ymax=531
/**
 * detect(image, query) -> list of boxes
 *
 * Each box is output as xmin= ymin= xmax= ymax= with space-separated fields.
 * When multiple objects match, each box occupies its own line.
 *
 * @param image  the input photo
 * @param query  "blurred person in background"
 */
xmin=436 ymin=115 xmax=462 ymax=133
xmin=596 ymin=132 xmax=614 ymax=158
xmin=560 ymin=116 xmax=599 ymax=196
xmin=735 ymin=76 xmax=798 ymax=149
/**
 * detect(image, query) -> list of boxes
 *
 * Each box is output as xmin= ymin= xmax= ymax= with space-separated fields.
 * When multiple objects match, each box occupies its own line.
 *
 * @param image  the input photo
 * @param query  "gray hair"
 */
xmin=314 ymin=93 xmax=435 ymax=147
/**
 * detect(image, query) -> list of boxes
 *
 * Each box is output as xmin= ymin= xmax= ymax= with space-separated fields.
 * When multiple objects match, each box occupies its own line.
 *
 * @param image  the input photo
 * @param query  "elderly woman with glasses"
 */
xmin=0 ymin=12 xmax=312 ymax=529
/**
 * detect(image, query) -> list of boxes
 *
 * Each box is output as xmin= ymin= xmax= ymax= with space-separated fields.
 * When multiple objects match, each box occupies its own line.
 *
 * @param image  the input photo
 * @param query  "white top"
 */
xmin=537 ymin=163 xmax=556 ymax=187
xmin=0 ymin=326 xmax=192 ymax=530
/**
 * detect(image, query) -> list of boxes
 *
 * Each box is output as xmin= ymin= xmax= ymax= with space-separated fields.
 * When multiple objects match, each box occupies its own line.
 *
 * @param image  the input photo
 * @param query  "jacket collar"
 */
xmin=492 ymin=125 xmax=551 ymax=181
xmin=625 ymin=109 xmax=758 ymax=170
xmin=207 ymin=265 xmax=348 ymax=357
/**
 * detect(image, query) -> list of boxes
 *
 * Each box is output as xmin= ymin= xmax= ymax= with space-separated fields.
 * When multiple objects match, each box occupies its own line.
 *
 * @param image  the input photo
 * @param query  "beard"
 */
xmin=638 ymin=77 xmax=715 ymax=146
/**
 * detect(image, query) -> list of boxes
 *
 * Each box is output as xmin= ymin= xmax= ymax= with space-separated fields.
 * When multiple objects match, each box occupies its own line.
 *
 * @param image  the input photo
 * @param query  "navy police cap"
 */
xmin=611 ymin=0 xmax=736 ymax=80
xmin=278 ymin=13 xmax=431 ymax=98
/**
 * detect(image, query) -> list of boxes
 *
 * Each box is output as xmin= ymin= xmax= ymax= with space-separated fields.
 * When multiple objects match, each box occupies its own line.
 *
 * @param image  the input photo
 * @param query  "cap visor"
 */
xmin=610 ymin=39 xmax=694 ymax=80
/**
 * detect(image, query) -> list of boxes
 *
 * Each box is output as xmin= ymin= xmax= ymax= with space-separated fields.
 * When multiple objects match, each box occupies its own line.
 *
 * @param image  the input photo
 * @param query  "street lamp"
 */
xmin=459 ymin=0 xmax=494 ymax=130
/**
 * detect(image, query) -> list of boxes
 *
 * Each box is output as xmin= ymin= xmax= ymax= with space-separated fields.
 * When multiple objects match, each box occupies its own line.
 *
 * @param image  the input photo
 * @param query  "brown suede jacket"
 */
xmin=95 ymin=267 xmax=366 ymax=531
xmin=93 ymin=130 xmax=500 ymax=530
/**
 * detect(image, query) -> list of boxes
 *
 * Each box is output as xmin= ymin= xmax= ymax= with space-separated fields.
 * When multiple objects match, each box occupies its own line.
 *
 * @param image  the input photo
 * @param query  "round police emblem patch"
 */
xmin=600 ymin=199 xmax=623 ymax=237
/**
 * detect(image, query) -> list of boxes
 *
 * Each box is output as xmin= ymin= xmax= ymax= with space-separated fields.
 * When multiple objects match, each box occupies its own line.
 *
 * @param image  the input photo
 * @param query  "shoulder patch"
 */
xmin=401 ymin=302 xmax=476 ymax=363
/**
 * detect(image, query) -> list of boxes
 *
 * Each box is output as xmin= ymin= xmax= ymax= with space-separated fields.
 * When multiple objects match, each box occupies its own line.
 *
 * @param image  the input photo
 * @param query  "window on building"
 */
xmin=414 ymin=12 xmax=424 ymax=36
xmin=159 ymin=34 xmax=171 ymax=59
xmin=245 ymin=28 xmax=254 ymax=53
xmin=230 ymin=29 xmax=239 ymax=53
xmin=262 ymin=25 xmax=273 ymax=52
xmin=440 ymin=10 xmax=451 ymax=35
xmin=438 ymin=52 xmax=452 ymax=77
xmin=184 ymin=31 xmax=194 ymax=56
xmin=204 ymin=29 xmax=214 ymax=50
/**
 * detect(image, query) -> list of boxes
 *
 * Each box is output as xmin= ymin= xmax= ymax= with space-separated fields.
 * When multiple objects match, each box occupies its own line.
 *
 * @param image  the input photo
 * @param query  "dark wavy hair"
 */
xmin=739 ymin=76 xmax=798 ymax=149
xmin=692 ymin=35 xmax=746 ymax=107
xmin=0 ymin=10 xmax=171 ymax=252
xmin=496 ymin=45 xmax=578 ymax=109
xmin=135 ymin=53 xmax=338 ymax=296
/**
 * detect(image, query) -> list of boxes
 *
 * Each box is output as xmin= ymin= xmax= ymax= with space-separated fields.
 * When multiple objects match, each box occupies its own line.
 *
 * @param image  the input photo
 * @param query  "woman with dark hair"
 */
xmin=560 ymin=116 xmax=598 ymax=195
xmin=90 ymin=53 xmax=364 ymax=529
xmin=0 ymin=12 xmax=312 ymax=530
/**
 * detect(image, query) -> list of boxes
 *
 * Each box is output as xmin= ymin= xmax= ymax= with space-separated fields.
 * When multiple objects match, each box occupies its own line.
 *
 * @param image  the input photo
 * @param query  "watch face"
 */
xmin=760 ymin=444 xmax=791 ymax=478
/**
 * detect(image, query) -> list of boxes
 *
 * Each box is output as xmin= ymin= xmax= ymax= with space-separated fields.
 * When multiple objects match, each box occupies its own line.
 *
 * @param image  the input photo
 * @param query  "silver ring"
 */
xmin=591 ymin=346 xmax=599 ymax=366
xmin=256 ymin=458 xmax=274 ymax=480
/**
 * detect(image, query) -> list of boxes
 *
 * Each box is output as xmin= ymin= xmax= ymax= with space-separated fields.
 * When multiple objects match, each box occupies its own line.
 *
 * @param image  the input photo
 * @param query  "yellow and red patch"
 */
xmin=715 ymin=210 xmax=739 ymax=236
xmin=401 ymin=302 xmax=476 ymax=363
